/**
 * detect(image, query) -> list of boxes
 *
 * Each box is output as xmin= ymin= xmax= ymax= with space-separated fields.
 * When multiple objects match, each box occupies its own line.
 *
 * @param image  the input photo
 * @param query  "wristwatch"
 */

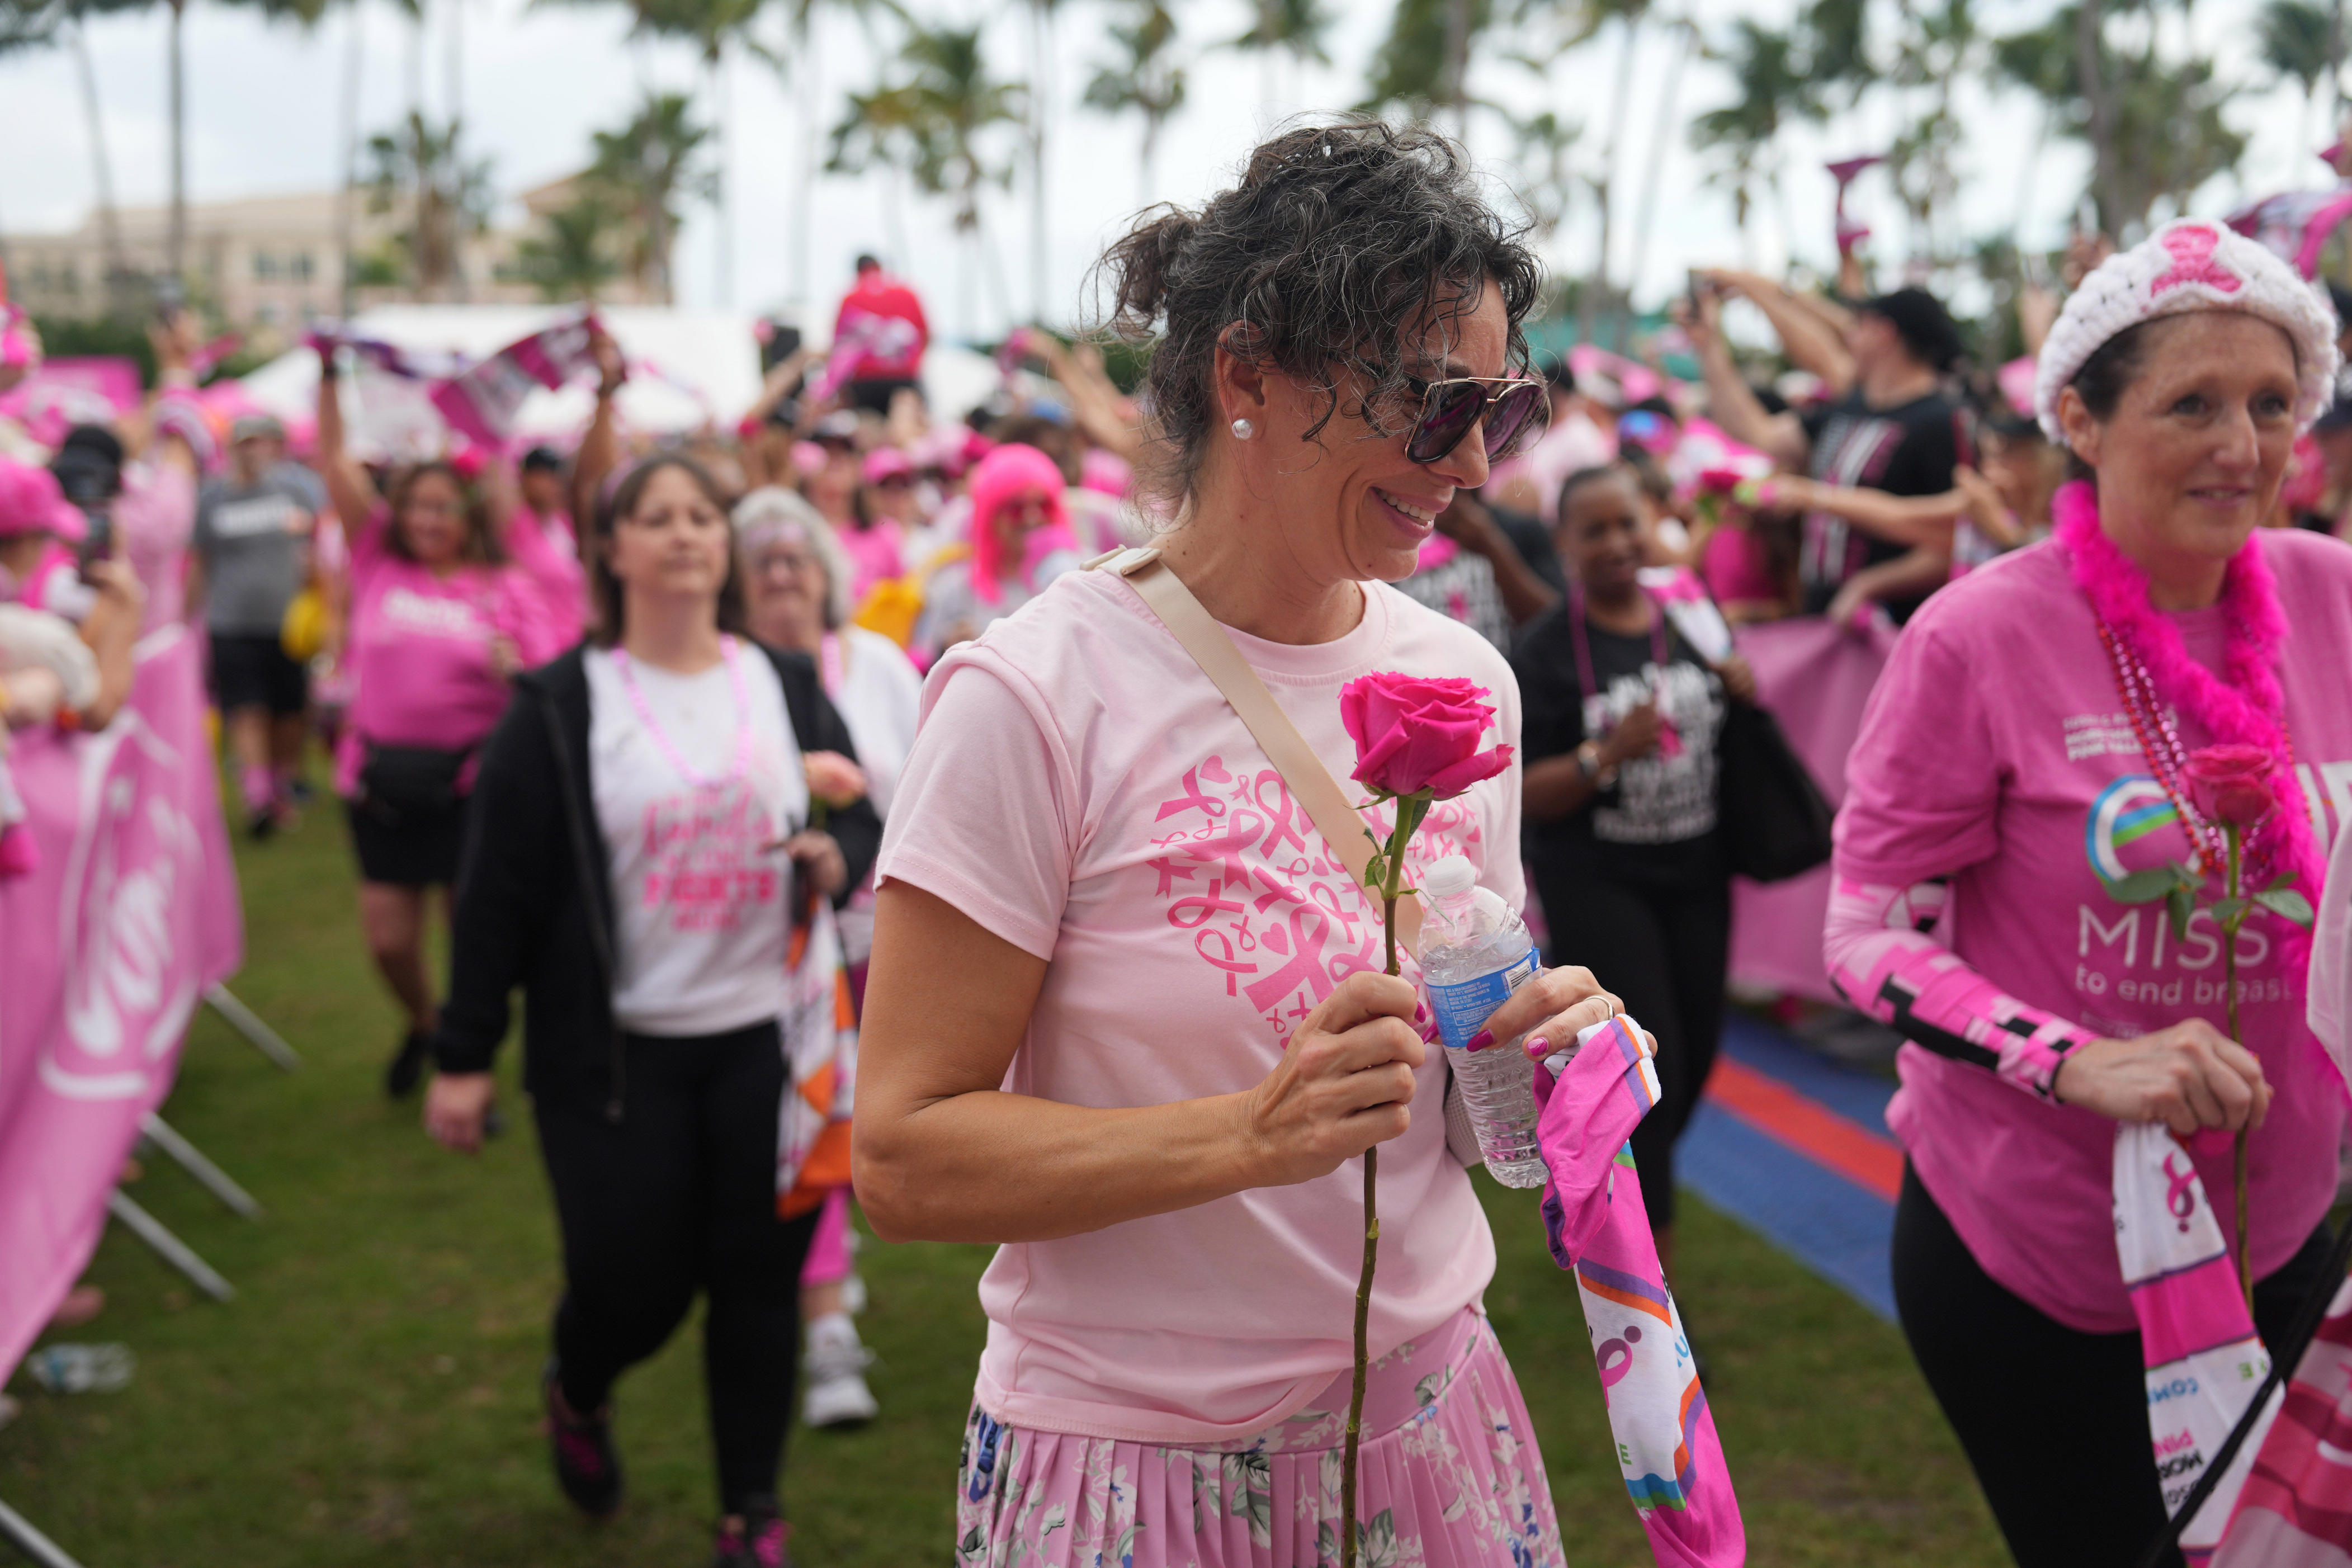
xmin=1575 ymin=740 xmax=1617 ymax=788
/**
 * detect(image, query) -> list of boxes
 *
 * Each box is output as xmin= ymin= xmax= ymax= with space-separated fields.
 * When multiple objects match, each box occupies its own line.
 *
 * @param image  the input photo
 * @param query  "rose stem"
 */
xmin=1342 ymin=882 xmax=1399 ymax=1568
xmin=2226 ymin=826 xmax=2251 ymax=1316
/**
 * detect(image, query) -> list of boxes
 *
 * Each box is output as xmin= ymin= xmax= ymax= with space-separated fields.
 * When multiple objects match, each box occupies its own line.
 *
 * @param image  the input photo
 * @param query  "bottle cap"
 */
xmin=1421 ymin=854 xmax=1477 ymax=900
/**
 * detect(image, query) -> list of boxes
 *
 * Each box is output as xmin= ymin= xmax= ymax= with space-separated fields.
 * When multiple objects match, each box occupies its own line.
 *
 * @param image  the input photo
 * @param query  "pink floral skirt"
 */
xmin=953 ymin=1308 xmax=1564 ymax=1568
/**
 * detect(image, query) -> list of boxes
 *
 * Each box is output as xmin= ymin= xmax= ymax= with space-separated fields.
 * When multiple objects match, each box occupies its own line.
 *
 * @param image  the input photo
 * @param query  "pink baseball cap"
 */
xmin=862 ymin=447 xmax=915 ymax=485
xmin=0 ymin=461 xmax=86 ymax=542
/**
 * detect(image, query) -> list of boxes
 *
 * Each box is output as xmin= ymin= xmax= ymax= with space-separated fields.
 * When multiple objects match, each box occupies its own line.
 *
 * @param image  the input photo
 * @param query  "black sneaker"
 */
xmin=384 ymin=1030 xmax=431 ymax=1099
xmin=711 ymin=1500 xmax=790 ymax=1568
xmin=543 ymin=1361 xmax=623 ymax=1518
xmin=246 ymin=805 xmax=277 ymax=842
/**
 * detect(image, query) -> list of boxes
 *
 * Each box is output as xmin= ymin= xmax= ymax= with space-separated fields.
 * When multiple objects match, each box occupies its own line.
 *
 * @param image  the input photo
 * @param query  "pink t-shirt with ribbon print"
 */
xmin=877 ymin=569 xmax=1523 ymax=1444
xmin=334 ymin=505 xmax=561 ymax=796
xmin=1837 ymin=531 xmax=2352 ymax=1333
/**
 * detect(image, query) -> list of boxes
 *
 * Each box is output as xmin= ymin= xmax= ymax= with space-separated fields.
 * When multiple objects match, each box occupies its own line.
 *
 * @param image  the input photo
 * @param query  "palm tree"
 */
xmin=2261 ymin=0 xmax=2340 ymax=155
xmin=830 ymin=22 xmax=1024 ymax=333
xmin=1022 ymin=0 xmax=1058 ymax=324
xmin=513 ymin=194 xmax=621 ymax=301
xmin=1082 ymin=0 xmax=1186 ymax=207
xmin=1361 ymin=0 xmax=1491 ymax=122
xmin=548 ymin=0 xmax=771 ymax=306
xmin=1500 ymin=106 xmax=1579 ymax=245
xmin=366 ymin=110 xmax=495 ymax=300
xmin=1688 ymin=20 xmax=1816 ymax=254
xmin=0 ymin=0 xmax=134 ymax=298
xmin=1229 ymin=0 xmax=1331 ymax=112
xmin=585 ymin=91 xmax=716 ymax=304
xmin=1996 ymin=5 xmax=2246 ymax=236
xmin=1883 ymin=0 xmax=1983 ymax=265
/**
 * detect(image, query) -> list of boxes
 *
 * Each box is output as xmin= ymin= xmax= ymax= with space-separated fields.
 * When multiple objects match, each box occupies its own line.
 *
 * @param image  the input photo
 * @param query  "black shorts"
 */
xmin=344 ymin=794 xmax=469 ymax=888
xmin=210 ymin=632 xmax=308 ymax=717
xmin=846 ymin=376 xmax=922 ymax=417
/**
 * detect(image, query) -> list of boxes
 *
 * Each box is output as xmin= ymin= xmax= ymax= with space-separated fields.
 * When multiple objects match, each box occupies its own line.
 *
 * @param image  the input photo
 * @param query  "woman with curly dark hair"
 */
xmin=854 ymin=120 xmax=1619 ymax=1567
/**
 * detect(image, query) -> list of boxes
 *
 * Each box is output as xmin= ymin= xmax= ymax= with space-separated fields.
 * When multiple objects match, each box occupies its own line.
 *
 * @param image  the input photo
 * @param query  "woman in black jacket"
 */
xmin=424 ymin=453 xmax=881 ymax=1568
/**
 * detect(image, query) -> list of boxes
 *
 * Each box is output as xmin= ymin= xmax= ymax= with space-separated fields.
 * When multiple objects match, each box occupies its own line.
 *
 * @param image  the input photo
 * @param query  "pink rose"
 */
xmin=2183 ymin=744 xmax=2277 ymax=830
xmin=804 ymin=750 xmax=868 ymax=809
xmin=1340 ymin=673 xmax=1514 ymax=800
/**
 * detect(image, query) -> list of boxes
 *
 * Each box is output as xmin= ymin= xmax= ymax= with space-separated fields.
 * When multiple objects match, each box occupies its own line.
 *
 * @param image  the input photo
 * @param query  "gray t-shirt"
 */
xmin=193 ymin=464 xmax=322 ymax=636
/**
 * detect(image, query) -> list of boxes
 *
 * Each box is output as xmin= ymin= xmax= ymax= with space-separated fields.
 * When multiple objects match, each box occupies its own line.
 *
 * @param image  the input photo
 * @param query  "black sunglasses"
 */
xmin=1404 ymin=376 xmax=1550 ymax=465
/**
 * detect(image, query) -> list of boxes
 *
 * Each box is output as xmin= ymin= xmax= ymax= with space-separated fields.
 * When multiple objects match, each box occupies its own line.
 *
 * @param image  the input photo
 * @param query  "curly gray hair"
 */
xmin=732 ymin=485 xmax=853 ymax=630
xmin=1092 ymin=117 xmax=1544 ymax=511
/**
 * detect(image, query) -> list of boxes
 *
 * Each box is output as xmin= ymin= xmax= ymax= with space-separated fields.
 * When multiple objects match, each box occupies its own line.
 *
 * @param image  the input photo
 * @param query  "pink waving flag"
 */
xmin=2213 ymin=1277 xmax=2352 ymax=1561
xmin=1536 ymin=1015 xmax=1747 ymax=1566
xmin=428 ymin=313 xmax=601 ymax=452
xmin=2115 ymin=1122 xmax=2282 ymax=1564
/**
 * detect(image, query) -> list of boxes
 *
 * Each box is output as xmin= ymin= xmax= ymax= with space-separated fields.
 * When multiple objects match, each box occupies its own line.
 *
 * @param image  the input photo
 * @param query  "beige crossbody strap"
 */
xmin=1089 ymin=546 xmax=1423 ymax=950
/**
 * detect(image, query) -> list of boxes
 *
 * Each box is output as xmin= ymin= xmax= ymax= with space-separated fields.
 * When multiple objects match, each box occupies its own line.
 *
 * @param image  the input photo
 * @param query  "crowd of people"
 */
xmin=8 ymin=111 xmax=2352 ymax=1568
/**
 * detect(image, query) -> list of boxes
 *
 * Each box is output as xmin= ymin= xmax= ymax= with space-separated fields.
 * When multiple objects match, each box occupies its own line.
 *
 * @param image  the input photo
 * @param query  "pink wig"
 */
xmin=967 ymin=442 xmax=1071 ymax=604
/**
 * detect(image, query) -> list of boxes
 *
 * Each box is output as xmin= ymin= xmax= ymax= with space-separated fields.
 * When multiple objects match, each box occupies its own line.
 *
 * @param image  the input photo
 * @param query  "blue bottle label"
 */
xmin=1427 ymin=949 xmax=1539 ymax=1050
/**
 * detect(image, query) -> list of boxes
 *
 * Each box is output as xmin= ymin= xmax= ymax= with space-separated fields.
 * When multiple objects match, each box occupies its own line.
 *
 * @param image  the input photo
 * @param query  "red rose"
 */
xmin=2183 ymin=744 xmax=2278 ymax=830
xmin=1339 ymin=673 xmax=1514 ymax=800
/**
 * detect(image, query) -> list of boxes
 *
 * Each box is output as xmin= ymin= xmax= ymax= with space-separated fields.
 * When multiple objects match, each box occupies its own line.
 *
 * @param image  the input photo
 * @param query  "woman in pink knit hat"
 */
xmin=1826 ymin=218 xmax=2352 ymax=1566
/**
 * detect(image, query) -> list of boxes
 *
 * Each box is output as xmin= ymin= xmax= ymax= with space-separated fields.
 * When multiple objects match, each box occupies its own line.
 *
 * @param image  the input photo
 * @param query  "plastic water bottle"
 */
xmin=23 ymin=1343 xmax=134 ymax=1394
xmin=1418 ymin=855 xmax=1548 ymax=1188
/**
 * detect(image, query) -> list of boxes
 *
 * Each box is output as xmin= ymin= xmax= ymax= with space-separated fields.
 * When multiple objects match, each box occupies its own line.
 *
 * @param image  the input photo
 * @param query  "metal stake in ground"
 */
xmin=202 ymin=984 xmax=301 ymax=1072
xmin=106 ymin=1189 xmax=234 ymax=1301
xmin=0 ymin=1494 xmax=92 ymax=1568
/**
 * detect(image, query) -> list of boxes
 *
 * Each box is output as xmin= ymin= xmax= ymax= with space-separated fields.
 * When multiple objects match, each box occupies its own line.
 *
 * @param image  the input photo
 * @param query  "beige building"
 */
xmin=3 ymin=177 xmax=646 ymax=334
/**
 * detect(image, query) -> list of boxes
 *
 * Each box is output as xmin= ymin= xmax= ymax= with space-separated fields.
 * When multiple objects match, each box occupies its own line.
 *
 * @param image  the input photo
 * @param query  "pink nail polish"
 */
xmin=1524 ymin=1035 xmax=1550 ymax=1060
xmin=1465 ymin=1029 xmax=1494 ymax=1052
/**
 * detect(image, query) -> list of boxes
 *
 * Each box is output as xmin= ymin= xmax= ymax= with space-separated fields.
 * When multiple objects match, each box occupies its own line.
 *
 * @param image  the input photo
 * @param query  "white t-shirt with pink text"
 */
xmin=877 ymin=568 xmax=1522 ymax=1444
xmin=587 ymin=640 xmax=809 ymax=1038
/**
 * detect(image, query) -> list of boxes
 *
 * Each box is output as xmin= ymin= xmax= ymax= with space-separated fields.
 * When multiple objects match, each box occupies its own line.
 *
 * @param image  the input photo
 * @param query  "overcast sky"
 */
xmin=0 ymin=0 xmax=2326 ymax=339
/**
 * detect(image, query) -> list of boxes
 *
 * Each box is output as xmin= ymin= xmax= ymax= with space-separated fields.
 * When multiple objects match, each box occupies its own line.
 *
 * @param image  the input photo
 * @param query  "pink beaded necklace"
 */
xmin=613 ymin=634 xmax=753 ymax=792
xmin=2055 ymin=480 xmax=2320 ymax=908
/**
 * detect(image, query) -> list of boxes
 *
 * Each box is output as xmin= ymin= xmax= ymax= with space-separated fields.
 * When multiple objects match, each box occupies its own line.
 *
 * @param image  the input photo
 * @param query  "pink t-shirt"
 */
xmin=838 ymin=518 xmax=904 ymax=606
xmin=503 ymin=506 xmax=588 ymax=650
xmin=1838 ymin=532 xmax=2352 ymax=1332
xmin=877 ymin=569 xmax=1523 ymax=1443
xmin=334 ymin=507 xmax=559 ymax=796
xmin=113 ymin=461 xmax=196 ymax=633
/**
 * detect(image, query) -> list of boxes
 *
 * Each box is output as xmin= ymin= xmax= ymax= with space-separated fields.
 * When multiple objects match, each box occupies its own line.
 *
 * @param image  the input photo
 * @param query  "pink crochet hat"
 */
xmin=2034 ymin=217 xmax=2342 ymax=446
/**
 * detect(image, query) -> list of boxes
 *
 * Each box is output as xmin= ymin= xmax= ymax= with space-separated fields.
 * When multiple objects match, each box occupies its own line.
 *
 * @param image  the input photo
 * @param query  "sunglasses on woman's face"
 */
xmin=1403 ymin=376 xmax=1550 ymax=465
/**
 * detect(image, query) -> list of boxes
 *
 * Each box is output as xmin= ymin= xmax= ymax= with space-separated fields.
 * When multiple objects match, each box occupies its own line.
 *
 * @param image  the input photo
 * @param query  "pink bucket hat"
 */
xmin=2034 ymin=218 xmax=2342 ymax=445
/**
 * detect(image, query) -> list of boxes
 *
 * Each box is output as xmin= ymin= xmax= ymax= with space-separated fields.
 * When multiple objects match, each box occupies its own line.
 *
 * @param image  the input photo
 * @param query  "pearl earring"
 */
xmin=1231 ymin=418 xmax=1255 ymax=440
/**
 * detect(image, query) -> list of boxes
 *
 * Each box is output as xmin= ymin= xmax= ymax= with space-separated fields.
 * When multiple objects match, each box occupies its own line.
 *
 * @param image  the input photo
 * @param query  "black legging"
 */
xmin=1893 ymin=1164 xmax=2335 ymax=1568
xmin=1536 ymin=867 xmax=1731 ymax=1229
xmin=535 ymin=1021 xmax=822 ymax=1517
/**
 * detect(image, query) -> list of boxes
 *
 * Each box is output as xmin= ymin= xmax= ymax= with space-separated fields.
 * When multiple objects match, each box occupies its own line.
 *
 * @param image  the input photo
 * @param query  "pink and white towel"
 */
xmin=1536 ymin=1014 xmax=1746 ymax=1567
xmin=2114 ymin=1122 xmax=2280 ymax=1564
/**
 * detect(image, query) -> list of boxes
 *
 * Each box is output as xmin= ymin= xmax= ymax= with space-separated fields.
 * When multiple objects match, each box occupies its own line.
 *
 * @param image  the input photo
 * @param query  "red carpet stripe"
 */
xmin=1702 ymin=1057 xmax=1905 ymax=1202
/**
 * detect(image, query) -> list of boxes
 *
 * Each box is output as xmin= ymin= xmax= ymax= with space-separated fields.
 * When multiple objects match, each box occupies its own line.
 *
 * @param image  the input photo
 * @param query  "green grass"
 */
xmin=2 ymin=786 xmax=2006 ymax=1566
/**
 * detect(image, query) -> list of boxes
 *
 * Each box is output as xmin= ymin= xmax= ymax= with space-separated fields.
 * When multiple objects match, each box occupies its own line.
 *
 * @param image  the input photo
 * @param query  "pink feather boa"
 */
xmin=2053 ymin=480 xmax=2324 ymax=962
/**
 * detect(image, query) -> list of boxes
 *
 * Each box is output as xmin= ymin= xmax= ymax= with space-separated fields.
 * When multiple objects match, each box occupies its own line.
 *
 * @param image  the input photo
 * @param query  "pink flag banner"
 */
xmin=2114 ymin=1122 xmax=2279 ymax=1564
xmin=2214 ymin=1276 xmax=2352 ymax=1562
xmin=0 ymin=624 xmax=243 ymax=1381
xmin=0 ymin=356 xmax=143 ymax=448
xmin=1727 ymin=616 xmax=1898 ymax=1003
xmin=427 ymin=313 xmax=600 ymax=452
xmin=1537 ymin=1015 xmax=1747 ymax=1566
xmin=2226 ymin=187 xmax=2352 ymax=281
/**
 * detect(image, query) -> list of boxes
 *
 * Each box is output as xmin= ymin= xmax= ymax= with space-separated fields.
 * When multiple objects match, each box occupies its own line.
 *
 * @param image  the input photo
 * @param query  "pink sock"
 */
xmin=240 ymin=766 xmax=273 ymax=813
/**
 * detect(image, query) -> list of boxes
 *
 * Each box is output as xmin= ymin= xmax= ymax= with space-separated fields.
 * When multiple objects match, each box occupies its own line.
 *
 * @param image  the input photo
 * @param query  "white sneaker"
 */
xmin=802 ymin=1320 xmax=879 ymax=1428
